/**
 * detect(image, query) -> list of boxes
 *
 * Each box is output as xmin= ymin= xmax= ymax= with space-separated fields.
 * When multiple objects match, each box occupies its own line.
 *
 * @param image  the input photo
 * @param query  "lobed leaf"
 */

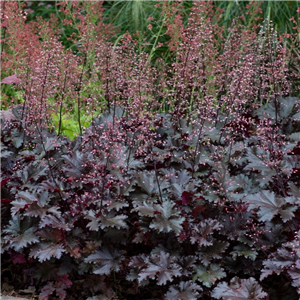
xmin=138 ymin=251 xmax=181 ymax=286
xmin=211 ymin=277 xmax=268 ymax=299
xmin=85 ymin=247 xmax=124 ymax=275
xmin=244 ymin=190 xmax=296 ymax=222
xmin=193 ymin=264 xmax=226 ymax=288
xmin=31 ymin=242 xmax=65 ymax=262
xmin=165 ymin=281 xmax=202 ymax=300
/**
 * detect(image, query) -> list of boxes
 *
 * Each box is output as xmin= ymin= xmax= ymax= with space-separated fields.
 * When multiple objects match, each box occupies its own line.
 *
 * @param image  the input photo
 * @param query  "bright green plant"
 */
xmin=24 ymin=1 xmax=56 ymax=21
xmin=215 ymin=1 xmax=300 ymax=34
xmin=51 ymin=106 xmax=101 ymax=140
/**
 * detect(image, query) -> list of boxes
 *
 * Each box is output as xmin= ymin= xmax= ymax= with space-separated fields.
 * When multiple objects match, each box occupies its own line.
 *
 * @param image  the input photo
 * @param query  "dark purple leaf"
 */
xmin=181 ymin=191 xmax=193 ymax=205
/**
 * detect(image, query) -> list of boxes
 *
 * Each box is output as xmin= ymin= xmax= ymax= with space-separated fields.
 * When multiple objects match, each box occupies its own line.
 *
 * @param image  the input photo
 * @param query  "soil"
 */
xmin=1 ymin=283 xmax=37 ymax=299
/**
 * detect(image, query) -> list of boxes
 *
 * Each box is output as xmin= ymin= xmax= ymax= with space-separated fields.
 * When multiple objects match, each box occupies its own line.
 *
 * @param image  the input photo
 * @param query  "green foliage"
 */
xmin=215 ymin=1 xmax=300 ymax=34
xmin=24 ymin=1 xmax=56 ymax=21
xmin=51 ymin=109 xmax=95 ymax=141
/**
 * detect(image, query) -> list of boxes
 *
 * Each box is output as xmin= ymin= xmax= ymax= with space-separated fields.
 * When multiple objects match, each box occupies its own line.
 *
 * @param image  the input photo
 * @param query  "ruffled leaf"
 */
xmin=190 ymin=219 xmax=222 ymax=246
xmin=31 ymin=242 xmax=65 ymax=262
xmin=3 ymin=215 xmax=39 ymax=251
xmin=212 ymin=277 xmax=267 ymax=299
xmin=84 ymin=247 xmax=124 ymax=275
xmin=85 ymin=210 xmax=128 ymax=231
xmin=193 ymin=264 xmax=226 ymax=287
xmin=138 ymin=251 xmax=181 ymax=286
xmin=165 ymin=281 xmax=202 ymax=300
xmin=149 ymin=200 xmax=185 ymax=234
xmin=244 ymin=190 xmax=296 ymax=222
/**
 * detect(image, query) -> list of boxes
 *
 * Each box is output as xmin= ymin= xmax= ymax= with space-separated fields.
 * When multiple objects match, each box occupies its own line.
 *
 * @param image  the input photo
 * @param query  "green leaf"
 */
xmin=193 ymin=264 xmax=226 ymax=288
xmin=231 ymin=245 xmax=258 ymax=260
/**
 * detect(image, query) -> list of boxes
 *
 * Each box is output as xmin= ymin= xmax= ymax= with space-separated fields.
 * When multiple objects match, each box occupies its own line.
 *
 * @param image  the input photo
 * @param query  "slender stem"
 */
xmin=0 ymin=1 xmax=7 ymax=63
xmin=154 ymin=162 xmax=163 ymax=203
xmin=58 ymin=60 xmax=70 ymax=136
xmin=39 ymin=54 xmax=52 ymax=127
xmin=191 ymin=119 xmax=205 ymax=178
xmin=36 ymin=125 xmax=64 ymax=202
xmin=77 ymin=52 xmax=87 ymax=136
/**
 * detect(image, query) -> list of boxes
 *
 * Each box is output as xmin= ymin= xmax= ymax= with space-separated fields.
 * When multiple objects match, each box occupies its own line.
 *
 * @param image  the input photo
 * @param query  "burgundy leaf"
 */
xmin=11 ymin=253 xmax=27 ymax=264
xmin=181 ymin=191 xmax=193 ymax=205
xmin=1 ymin=198 xmax=12 ymax=204
xmin=192 ymin=205 xmax=206 ymax=218
xmin=1 ymin=74 xmax=20 ymax=84
xmin=57 ymin=274 xmax=72 ymax=287
xmin=1 ymin=177 xmax=11 ymax=188
xmin=40 ymin=282 xmax=55 ymax=300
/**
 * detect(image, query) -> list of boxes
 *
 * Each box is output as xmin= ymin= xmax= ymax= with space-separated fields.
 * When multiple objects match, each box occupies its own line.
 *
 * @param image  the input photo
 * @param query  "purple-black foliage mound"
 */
xmin=1 ymin=100 xmax=300 ymax=300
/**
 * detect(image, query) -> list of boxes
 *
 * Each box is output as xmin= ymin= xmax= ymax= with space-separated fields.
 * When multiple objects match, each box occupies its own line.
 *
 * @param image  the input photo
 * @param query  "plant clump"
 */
xmin=1 ymin=1 xmax=300 ymax=299
xmin=2 ymin=97 xmax=300 ymax=299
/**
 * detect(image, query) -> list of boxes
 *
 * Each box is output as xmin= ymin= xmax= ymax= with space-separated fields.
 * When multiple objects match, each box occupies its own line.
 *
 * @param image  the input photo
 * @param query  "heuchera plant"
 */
xmin=1 ymin=1 xmax=300 ymax=299
xmin=2 ymin=97 xmax=300 ymax=299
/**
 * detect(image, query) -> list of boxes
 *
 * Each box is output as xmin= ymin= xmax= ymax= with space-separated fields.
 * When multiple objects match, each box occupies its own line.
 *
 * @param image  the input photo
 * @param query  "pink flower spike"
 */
xmin=1 ymin=74 xmax=20 ymax=84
